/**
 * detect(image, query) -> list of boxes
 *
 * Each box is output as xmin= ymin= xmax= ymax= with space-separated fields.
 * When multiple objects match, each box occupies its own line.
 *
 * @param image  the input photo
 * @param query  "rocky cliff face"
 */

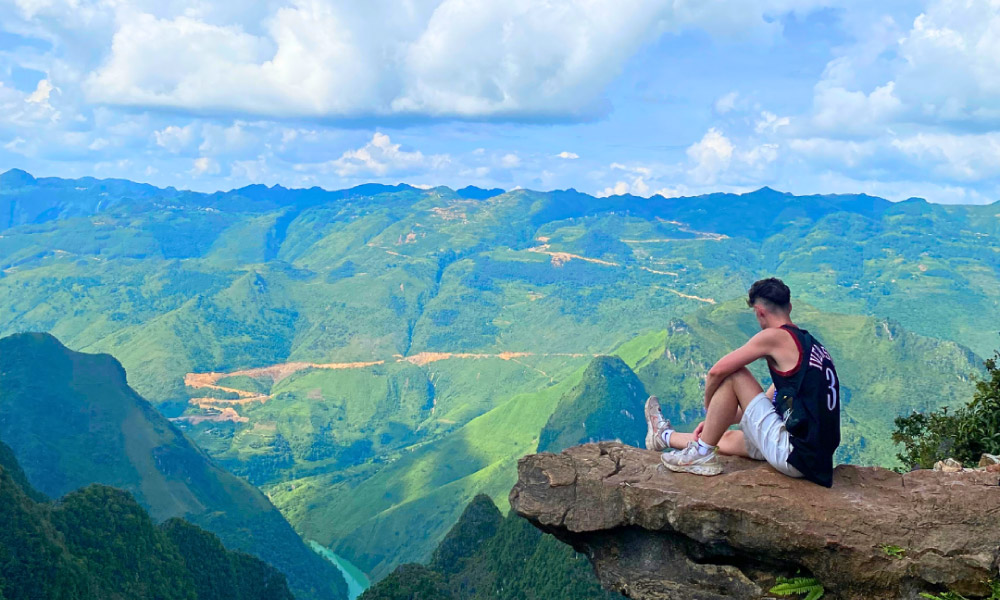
xmin=510 ymin=443 xmax=1000 ymax=600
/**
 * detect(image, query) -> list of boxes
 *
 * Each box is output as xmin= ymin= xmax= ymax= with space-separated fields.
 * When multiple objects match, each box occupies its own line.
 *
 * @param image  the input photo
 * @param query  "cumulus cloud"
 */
xmin=809 ymin=81 xmax=901 ymax=136
xmin=891 ymin=132 xmax=1000 ymax=181
xmin=199 ymin=122 xmax=259 ymax=157
xmin=26 ymin=79 xmax=55 ymax=104
xmin=191 ymin=156 xmax=220 ymax=175
xmin=67 ymin=0 xmax=844 ymax=121
xmin=500 ymin=153 xmax=520 ymax=168
xmin=556 ymin=151 xmax=579 ymax=159
xmin=891 ymin=1 xmax=1000 ymax=127
xmin=153 ymin=124 xmax=196 ymax=153
xmin=797 ymin=0 xmax=1000 ymax=134
xmin=687 ymin=128 xmax=734 ymax=184
xmin=326 ymin=132 xmax=448 ymax=177
xmin=597 ymin=162 xmax=654 ymax=197
xmin=686 ymin=128 xmax=779 ymax=185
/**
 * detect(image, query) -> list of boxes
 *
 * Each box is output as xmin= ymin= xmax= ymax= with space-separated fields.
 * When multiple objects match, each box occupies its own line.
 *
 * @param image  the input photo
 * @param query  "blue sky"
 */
xmin=0 ymin=0 xmax=998 ymax=203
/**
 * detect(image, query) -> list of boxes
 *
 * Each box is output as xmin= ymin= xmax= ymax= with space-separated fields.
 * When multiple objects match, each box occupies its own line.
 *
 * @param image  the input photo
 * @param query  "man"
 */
xmin=644 ymin=278 xmax=841 ymax=487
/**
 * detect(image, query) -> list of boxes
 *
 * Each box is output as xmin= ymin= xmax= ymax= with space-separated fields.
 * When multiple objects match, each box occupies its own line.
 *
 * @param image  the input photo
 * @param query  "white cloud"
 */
xmin=598 ymin=181 xmax=631 ymax=197
xmin=812 ymin=171 xmax=996 ymax=205
xmin=891 ymin=132 xmax=1000 ymax=182
xmin=192 ymin=156 xmax=220 ymax=175
xmin=754 ymin=111 xmax=790 ymax=134
xmin=3 ymin=137 xmax=27 ymax=153
xmin=500 ymin=153 xmax=520 ymax=168
xmin=798 ymin=0 xmax=1000 ymax=134
xmin=787 ymin=137 xmax=878 ymax=169
xmin=556 ymin=151 xmax=579 ymax=159
xmin=71 ymin=0 xmax=845 ymax=121
xmin=153 ymin=124 xmax=196 ymax=153
xmin=652 ymin=184 xmax=691 ymax=198
xmin=597 ymin=162 xmax=655 ymax=197
xmin=715 ymin=91 xmax=739 ymax=114
xmin=26 ymin=79 xmax=55 ymax=104
xmin=199 ymin=122 xmax=258 ymax=156
xmin=327 ymin=132 xmax=448 ymax=177
xmin=809 ymin=81 xmax=901 ymax=136
xmin=230 ymin=155 xmax=270 ymax=182
xmin=687 ymin=128 xmax=734 ymax=184
xmin=891 ymin=1 xmax=1000 ymax=127
xmin=686 ymin=128 xmax=780 ymax=184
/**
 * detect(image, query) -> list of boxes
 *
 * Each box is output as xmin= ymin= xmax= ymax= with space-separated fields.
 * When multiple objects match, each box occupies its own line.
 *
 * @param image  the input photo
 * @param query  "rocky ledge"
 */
xmin=510 ymin=442 xmax=1000 ymax=600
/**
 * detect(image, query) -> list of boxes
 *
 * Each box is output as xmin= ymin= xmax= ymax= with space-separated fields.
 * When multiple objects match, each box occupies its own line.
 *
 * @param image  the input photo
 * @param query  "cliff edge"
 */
xmin=510 ymin=442 xmax=1000 ymax=600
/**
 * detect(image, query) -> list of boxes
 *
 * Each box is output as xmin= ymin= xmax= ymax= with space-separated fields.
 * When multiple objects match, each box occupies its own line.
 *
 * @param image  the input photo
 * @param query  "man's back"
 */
xmin=769 ymin=325 xmax=840 ymax=487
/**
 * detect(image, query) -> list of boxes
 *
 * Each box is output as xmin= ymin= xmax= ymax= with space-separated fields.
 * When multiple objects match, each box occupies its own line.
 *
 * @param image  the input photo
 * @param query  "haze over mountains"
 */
xmin=0 ymin=168 xmax=996 ymax=581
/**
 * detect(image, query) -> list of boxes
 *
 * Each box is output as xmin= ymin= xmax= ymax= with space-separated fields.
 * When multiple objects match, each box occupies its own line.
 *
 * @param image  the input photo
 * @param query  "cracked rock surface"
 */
xmin=509 ymin=442 xmax=1000 ymax=600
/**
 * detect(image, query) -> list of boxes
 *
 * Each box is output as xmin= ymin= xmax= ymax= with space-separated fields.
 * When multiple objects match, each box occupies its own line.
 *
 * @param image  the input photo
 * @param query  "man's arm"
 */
xmin=703 ymin=329 xmax=782 ymax=407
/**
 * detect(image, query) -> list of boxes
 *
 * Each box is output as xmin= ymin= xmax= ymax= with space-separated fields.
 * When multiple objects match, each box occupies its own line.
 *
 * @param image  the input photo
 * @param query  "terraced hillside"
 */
xmin=0 ymin=169 xmax=995 ymax=580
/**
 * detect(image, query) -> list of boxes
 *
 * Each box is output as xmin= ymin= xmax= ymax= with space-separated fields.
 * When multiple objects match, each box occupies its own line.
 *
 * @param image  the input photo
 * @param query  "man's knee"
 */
xmin=721 ymin=367 xmax=755 ymax=390
xmin=724 ymin=368 xmax=764 ymax=402
xmin=720 ymin=430 xmax=741 ymax=443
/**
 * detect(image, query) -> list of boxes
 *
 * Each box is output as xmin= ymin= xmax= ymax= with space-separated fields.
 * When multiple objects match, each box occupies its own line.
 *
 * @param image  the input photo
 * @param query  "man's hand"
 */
xmin=693 ymin=421 xmax=705 ymax=441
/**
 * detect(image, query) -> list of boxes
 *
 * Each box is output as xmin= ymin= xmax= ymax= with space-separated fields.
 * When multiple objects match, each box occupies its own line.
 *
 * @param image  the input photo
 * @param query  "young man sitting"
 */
xmin=644 ymin=278 xmax=841 ymax=487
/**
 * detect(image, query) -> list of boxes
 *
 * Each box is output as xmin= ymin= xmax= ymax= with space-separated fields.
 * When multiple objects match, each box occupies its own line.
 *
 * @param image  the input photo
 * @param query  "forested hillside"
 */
xmin=0 ymin=438 xmax=293 ymax=599
xmin=360 ymin=494 xmax=619 ymax=600
xmin=0 ymin=332 xmax=347 ymax=600
xmin=0 ymin=169 xmax=994 ymax=580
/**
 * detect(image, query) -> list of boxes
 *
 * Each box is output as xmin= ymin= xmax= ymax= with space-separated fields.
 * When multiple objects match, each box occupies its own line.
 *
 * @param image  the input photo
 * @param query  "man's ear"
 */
xmin=787 ymin=301 xmax=793 ymax=315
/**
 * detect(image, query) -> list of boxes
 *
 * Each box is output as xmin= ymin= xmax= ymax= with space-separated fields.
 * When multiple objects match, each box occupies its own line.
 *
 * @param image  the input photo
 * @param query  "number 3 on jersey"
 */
xmin=825 ymin=367 xmax=839 ymax=411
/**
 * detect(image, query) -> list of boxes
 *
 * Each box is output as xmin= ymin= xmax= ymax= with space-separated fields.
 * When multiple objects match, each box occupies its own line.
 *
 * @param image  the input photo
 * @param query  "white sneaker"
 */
xmin=661 ymin=441 xmax=723 ymax=476
xmin=644 ymin=396 xmax=672 ymax=451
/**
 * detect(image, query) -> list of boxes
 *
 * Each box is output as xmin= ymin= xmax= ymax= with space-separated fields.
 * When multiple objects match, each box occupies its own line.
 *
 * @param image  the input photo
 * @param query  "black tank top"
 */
xmin=767 ymin=324 xmax=841 ymax=487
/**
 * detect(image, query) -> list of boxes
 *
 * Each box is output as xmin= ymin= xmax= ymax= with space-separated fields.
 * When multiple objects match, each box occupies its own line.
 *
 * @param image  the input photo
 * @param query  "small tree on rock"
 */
xmin=893 ymin=351 xmax=1000 ymax=469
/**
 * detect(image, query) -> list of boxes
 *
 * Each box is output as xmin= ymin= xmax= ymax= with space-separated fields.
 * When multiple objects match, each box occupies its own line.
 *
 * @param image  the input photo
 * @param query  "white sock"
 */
xmin=660 ymin=428 xmax=674 ymax=448
xmin=696 ymin=439 xmax=716 ymax=456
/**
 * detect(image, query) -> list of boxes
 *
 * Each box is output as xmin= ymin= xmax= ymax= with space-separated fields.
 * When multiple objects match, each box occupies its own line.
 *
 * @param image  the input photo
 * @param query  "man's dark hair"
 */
xmin=747 ymin=278 xmax=791 ymax=312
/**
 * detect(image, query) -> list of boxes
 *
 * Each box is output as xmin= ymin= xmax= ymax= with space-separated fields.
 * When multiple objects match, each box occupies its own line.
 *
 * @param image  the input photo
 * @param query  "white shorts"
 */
xmin=740 ymin=393 xmax=803 ymax=478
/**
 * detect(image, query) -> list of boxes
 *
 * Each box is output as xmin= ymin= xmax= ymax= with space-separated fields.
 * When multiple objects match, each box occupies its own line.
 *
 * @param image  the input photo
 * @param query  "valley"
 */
xmin=0 ymin=169 xmax=996 ymax=583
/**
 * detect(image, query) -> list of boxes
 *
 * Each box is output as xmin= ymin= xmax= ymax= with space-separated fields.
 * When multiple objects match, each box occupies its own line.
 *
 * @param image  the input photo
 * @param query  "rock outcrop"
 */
xmin=510 ymin=442 xmax=1000 ymax=600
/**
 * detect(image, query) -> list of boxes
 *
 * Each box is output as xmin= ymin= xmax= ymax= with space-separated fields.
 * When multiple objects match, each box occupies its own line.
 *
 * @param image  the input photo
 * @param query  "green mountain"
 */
xmin=0 ymin=333 xmax=347 ymax=600
xmin=360 ymin=494 xmax=619 ymax=600
xmin=538 ymin=356 xmax=647 ymax=453
xmin=0 ymin=169 xmax=995 ymax=582
xmin=0 ymin=438 xmax=293 ymax=599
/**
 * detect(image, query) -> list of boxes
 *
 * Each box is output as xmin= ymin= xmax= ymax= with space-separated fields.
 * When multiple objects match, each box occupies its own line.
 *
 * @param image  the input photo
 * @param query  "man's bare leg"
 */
xmin=665 ymin=430 xmax=751 ymax=457
xmin=659 ymin=369 xmax=760 ymax=456
xmin=699 ymin=367 xmax=763 ymax=447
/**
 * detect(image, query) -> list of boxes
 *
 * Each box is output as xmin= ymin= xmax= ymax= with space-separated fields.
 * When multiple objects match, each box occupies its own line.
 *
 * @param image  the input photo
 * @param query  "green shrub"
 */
xmin=893 ymin=353 xmax=1000 ymax=469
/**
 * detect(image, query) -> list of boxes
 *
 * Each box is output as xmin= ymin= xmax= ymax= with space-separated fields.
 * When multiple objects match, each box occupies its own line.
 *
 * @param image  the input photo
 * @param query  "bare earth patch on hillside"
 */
xmin=528 ymin=243 xmax=620 ymax=267
xmin=182 ymin=352 xmax=595 ymax=421
xmin=172 ymin=407 xmax=249 ymax=424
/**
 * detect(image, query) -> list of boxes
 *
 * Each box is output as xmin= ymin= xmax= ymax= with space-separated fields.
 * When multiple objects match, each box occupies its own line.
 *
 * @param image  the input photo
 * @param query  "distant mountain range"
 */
xmin=0 ymin=168 xmax=995 ymax=581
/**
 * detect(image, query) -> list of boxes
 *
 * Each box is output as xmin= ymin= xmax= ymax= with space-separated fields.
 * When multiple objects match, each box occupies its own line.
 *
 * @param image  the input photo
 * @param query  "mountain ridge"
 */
xmin=0 ymin=168 xmax=997 ymax=584
xmin=0 ymin=332 xmax=348 ymax=600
